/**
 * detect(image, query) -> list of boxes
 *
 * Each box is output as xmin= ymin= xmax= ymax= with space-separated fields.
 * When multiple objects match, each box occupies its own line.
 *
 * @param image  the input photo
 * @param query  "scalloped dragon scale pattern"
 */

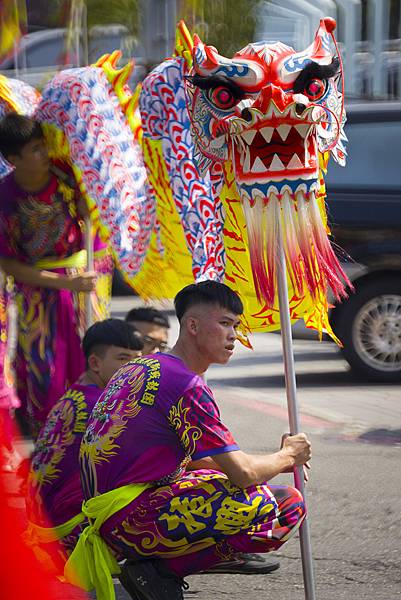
xmin=36 ymin=59 xmax=154 ymax=278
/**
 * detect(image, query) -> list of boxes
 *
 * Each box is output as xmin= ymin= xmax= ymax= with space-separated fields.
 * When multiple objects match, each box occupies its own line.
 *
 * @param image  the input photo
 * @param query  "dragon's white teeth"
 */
xmin=287 ymin=154 xmax=304 ymax=169
xmin=276 ymin=124 xmax=291 ymax=141
xmin=260 ymin=126 xmax=274 ymax=143
xmin=305 ymin=140 xmax=310 ymax=164
xmin=270 ymin=154 xmax=285 ymax=171
xmin=237 ymin=137 xmax=245 ymax=155
xmin=294 ymin=123 xmax=311 ymax=138
xmin=251 ymin=156 xmax=266 ymax=173
xmin=244 ymin=147 xmax=251 ymax=172
xmin=241 ymin=129 xmax=257 ymax=145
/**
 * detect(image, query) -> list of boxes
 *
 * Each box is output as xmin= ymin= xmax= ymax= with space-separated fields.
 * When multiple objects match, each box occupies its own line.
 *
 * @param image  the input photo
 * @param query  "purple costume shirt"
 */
xmin=80 ymin=354 xmax=239 ymax=499
xmin=80 ymin=354 xmax=305 ymax=577
xmin=27 ymin=383 xmax=101 ymax=528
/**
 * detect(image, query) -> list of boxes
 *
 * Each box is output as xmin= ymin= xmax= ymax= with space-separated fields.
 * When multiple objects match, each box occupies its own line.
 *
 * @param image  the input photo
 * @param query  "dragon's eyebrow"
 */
xmin=293 ymin=57 xmax=340 ymax=92
xmin=185 ymin=74 xmax=246 ymax=99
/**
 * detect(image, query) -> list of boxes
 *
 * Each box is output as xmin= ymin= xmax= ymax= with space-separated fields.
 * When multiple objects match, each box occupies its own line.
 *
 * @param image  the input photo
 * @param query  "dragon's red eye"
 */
xmin=304 ymin=79 xmax=326 ymax=100
xmin=208 ymin=86 xmax=237 ymax=110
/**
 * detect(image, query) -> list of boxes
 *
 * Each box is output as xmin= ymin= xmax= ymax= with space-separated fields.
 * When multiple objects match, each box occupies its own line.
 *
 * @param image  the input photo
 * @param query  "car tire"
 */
xmin=334 ymin=278 xmax=401 ymax=382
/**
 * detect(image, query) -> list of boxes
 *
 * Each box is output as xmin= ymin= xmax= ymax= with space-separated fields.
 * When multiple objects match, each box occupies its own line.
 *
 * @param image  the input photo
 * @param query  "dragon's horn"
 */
xmin=192 ymin=35 xmax=264 ymax=90
xmin=289 ymin=18 xmax=337 ymax=69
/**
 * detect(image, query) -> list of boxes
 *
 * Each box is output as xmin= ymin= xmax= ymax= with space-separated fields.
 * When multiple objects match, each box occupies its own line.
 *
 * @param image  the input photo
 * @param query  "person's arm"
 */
xmin=187 ymin=456 xmax=221 ymax=471
xmin=212 ymin=433 xmax=312 ymax=489
xmin=0 ymin=257 xmax=97 ymax=292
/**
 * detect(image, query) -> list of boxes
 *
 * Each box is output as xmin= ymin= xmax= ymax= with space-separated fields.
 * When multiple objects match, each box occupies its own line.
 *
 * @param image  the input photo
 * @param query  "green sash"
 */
xmin=24 ymin=512 xmax=87 ymax=574
xmin=64 ymin=482 xmax=150 ymax=600
xmin=26 ymin=512 xmax=86 ymax=544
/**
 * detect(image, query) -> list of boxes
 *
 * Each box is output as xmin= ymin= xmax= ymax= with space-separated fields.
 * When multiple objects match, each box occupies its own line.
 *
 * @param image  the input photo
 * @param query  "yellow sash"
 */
xmin=35 ymin=249 xmax=87 ymax=270
xmin=64 ymin=482 xmax=150 ymax=600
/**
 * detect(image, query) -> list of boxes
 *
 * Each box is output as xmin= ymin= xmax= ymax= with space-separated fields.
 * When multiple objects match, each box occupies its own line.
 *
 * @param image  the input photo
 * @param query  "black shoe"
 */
xmin=203 ymin=552 xmax=280 ymax=575
xmin=119 ymin=559 xmax=189 ymax=600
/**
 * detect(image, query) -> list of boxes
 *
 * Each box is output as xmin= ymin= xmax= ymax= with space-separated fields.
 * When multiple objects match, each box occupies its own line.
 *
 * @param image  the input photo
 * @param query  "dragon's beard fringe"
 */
xmin=241 ymin=188 xmax=351 ymax=308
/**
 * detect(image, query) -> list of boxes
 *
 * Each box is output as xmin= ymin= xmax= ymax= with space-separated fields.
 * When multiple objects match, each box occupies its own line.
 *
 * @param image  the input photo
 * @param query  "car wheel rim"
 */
xmin=353 ymin=294 xmax=401 ymax=373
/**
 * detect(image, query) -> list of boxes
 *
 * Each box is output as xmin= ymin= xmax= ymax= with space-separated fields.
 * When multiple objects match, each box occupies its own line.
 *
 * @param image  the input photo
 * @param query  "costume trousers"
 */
xmin=100 ymin=470 xmax=305 ymax=577
xmin=14 ymin=250 xmax=112 ymax=437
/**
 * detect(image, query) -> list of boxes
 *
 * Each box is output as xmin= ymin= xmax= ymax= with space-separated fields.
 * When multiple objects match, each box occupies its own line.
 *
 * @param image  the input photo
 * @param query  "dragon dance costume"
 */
xmin=0 ymin=165 xmax=112 ymax=435
xmin=0 ymin=271 xmax=19 ymax=460
xmin=63 ymin=355 xmax=304 ymax=598
xmin=25 ymin=381 xmax=102 ymax=571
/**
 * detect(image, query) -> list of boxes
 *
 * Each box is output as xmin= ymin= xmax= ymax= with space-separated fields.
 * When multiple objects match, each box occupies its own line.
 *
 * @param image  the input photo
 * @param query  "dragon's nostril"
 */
xmin=241 ymin=108 xmax=252 ymax=122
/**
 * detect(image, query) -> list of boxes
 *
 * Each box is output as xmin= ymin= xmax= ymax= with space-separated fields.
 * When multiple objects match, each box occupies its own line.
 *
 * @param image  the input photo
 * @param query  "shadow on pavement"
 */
xmin=230 ymin=349 xmax=340 ymax=368
xmin=357 ymin=428 xmax=401 ymax=445
xmin=209 ymin=369 xmax=400 ymax=389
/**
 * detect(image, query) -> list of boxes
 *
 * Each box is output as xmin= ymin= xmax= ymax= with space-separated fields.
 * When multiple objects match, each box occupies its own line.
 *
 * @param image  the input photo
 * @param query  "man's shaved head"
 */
xmin=174 ymin=281 xmax=243 ymax=323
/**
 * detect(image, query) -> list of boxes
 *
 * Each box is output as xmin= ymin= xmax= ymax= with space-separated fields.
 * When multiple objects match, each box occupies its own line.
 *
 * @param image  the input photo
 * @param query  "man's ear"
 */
xmin=88 ymin=353 xmax=101 ymax=372
xmin=186 ymin=316 xmax=199 ymax=336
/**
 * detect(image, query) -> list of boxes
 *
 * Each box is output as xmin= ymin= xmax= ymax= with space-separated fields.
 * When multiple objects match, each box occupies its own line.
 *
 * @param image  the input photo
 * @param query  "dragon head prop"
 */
xmin=186 ymin=17 xmax=345 ymax=181
xmin=184 ymin=18 xmax=349 ymax=309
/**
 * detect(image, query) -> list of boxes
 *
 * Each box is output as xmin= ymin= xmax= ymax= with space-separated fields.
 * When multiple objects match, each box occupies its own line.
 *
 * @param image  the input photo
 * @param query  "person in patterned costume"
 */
xmin=25 ymin=318 xmax=143 ymax=573
xmin=69 ymin=281 xmax=311 ymax=600
xmin=0 ymin=113 xmax=113 ymax=437
xmin=0 ymin=270 xmax=20 ymax=471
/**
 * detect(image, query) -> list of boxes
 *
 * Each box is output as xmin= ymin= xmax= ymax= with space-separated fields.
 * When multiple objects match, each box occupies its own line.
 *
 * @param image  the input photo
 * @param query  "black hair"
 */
xmin=0 ymin=113 xmax=44 ymax=159
xmin=125 ymin=306 xmax=170 ymax=329
xmin=174 ymin=281 xmax=243 ymax=322
xmin=293 ymin=57 xmax=340 ymax=93
xmin=82 ymin=318 xmax=143 ymax=367
xmin=185 ymin=74 xmax=246 ymax=101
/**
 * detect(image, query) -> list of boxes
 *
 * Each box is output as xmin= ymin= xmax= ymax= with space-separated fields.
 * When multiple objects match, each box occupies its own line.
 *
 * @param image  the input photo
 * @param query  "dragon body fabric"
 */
xmin=36 ymin=55 xmax=153 ymax=282
xmin=0 ymin=18 xmax=350 ymax=342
